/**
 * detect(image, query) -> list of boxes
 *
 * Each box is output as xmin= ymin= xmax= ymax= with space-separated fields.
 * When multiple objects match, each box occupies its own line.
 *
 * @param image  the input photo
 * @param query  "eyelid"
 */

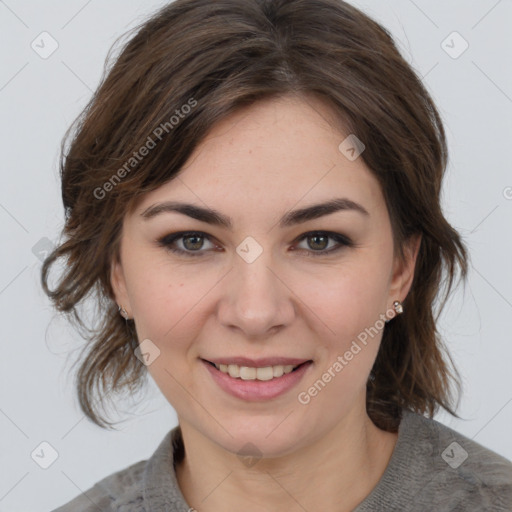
xmin=157 ymin=230 xmax=355 ymax=258
xmin=157 ymin=231 xmax=219 ymax=256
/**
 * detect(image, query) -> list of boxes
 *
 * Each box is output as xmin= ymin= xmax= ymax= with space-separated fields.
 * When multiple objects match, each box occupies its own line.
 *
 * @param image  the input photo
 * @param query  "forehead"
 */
xmin=134 ymin=95 xmax=386 ymax=222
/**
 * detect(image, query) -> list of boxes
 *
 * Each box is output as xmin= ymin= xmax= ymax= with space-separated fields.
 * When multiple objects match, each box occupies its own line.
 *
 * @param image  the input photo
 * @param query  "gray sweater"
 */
xmin=51 ymin=408 xmax=512 ymax=511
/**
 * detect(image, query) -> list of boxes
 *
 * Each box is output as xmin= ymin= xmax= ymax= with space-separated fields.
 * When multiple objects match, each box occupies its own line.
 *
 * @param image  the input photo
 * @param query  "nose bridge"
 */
xmin=218 ymin=241 xmax=294 ymax=336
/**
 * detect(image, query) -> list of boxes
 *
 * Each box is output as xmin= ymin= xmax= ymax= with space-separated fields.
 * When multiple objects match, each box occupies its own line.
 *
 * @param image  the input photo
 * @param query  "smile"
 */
xmin=209 ymin=361 xmax=306 ymax=381
xmin=202 ymin=359 xmax=313 ymax=401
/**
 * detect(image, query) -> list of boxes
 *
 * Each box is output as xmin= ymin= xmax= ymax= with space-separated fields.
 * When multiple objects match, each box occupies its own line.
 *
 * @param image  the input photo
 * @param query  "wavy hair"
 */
xmin=41 ymin=0 xmax=469 ymax=430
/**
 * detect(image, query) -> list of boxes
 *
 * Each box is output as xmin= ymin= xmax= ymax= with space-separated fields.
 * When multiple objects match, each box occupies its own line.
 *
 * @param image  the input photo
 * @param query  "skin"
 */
xmin=110 ymin=94 xmax=421 ymax=512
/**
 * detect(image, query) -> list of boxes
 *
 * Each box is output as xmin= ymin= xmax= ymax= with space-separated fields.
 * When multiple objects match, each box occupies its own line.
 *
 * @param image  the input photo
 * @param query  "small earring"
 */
xmin=385 ymin=300 xmax=404 ymax=323
xmin=118 ymin=304 xmax=129 ymax=319
xmin=393 ymin=300 xmax=403 ymax=315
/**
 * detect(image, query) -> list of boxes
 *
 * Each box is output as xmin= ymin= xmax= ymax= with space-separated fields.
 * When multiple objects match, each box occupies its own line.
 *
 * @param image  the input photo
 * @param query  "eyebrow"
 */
xmin=140 ymin=197 xmax=369 ymax=229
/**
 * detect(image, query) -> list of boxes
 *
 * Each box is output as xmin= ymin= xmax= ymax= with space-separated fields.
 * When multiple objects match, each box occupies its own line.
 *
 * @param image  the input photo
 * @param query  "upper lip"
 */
xmin=203 ymin=357 xmax=311 ymax=367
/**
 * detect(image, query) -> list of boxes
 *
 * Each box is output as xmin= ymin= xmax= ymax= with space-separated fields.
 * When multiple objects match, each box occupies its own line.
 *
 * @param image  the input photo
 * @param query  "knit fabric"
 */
xmin=51 ymin=408 xmax=512 ymax=511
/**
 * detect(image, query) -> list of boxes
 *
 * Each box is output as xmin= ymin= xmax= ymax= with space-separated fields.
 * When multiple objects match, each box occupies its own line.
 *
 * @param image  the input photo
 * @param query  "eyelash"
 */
xmin=157 ymin=230 xmax=354 ymax=258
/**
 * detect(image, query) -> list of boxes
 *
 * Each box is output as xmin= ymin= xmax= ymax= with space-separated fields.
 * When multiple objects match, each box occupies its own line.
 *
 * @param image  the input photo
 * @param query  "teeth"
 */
xmin=214 ymin=363 xmax=300 ymax=380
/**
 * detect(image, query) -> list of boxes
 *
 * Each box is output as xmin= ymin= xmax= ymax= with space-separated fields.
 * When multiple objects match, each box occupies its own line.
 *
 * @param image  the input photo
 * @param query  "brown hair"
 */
xmin=41 ymin=0 xmax=469 ymax=430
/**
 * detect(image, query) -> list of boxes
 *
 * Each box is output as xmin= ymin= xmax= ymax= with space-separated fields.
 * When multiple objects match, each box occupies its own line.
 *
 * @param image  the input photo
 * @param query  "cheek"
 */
xmin=293 ymin=259 xmax=390 ymax=345
xmin=292 ymin=267 xmax=389 ymax=415
xmin=126 ymin=259 xmax=224 ymax=355
xmin=124 ymin=260 xmax=190 ymax=341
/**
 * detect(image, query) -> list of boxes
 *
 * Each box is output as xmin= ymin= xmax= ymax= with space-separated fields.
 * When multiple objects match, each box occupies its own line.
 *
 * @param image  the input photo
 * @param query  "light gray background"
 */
xmin=1 ymin=1 xmax=511 ymax=510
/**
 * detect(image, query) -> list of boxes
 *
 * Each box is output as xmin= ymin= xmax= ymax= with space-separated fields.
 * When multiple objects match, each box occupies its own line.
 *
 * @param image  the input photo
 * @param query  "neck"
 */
xmin=175 ymin=405 xmax=399 ymax=512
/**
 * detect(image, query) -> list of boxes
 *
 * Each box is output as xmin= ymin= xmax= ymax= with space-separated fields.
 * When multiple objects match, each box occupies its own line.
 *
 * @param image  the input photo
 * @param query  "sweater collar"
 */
xmin=142 ymin=425 xmax=190 ymax=511
xmin=140 ymin=411 xmax=420 ymax=511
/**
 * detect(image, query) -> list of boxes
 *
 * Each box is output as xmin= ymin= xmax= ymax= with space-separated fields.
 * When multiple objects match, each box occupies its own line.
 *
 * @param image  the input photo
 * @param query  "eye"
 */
xmin=157 ymin=231 xmax=218 ymax=257
xmin=157 ymin=230 xmax=354 ymax=258
xmin=293 ymin=231 xmax=354 ymax=257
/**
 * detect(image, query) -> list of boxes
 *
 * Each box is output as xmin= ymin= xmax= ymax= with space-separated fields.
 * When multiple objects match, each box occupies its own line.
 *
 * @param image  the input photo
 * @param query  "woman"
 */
xmin=44 ymin=0 xmax=512 ymax=510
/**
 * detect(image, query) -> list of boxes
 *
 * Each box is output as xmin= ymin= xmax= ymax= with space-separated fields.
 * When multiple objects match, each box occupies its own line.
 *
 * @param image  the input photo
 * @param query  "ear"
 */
xmin=110 ymin=251 xmax=132 ymax=316
xmin=387 ymin=233 xmax=422 ymax=308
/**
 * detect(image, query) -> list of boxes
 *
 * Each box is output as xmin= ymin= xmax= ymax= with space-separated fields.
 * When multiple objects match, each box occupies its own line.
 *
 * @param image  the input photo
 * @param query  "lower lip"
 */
xmin=202 ymin=359 xmax=313 ymax=401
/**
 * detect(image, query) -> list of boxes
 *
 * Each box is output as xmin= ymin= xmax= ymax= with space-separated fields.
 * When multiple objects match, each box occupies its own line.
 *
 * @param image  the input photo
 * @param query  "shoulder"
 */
xmin=50 ymin=459 xmax=147 ymax=512
xmin=401 ymin=409 xmax=512 ymax=510
xmin=50 ymin=426 xmax=184 ymax=512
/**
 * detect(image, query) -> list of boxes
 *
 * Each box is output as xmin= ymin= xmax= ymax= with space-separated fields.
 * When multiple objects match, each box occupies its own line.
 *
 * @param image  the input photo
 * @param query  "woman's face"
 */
xmin=111 ymin=94 xmax=420 ymax=457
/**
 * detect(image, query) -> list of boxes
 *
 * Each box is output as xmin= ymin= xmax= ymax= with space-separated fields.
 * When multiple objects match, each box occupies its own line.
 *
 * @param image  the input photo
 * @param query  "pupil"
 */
xmin=309 ymin=234 xmax=327 ymax=250
xmin=184 ymin=234 xmax=203 ymax=250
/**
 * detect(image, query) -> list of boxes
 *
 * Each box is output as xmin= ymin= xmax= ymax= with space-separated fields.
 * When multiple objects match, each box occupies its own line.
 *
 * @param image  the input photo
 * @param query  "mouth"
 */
xmin=202 ymin=359 xmax=312 ymax=381
xmin=201 ymin=358 xmax=314 ymax=401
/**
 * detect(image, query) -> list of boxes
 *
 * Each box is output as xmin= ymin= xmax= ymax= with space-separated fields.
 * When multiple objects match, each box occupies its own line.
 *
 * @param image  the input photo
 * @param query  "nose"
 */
xmin=217 ymin=249 xmax=296 ymax=339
